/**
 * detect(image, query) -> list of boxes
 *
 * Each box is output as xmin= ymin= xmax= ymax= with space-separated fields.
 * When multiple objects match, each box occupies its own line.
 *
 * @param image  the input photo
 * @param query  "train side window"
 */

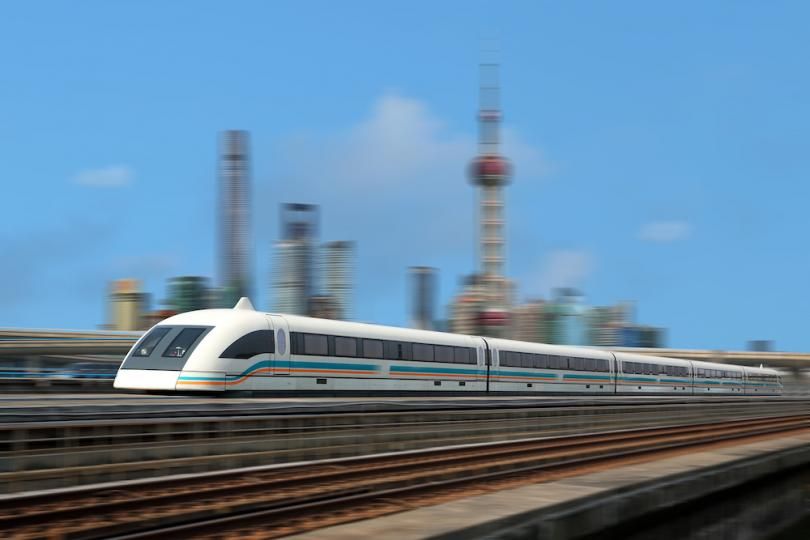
xmin=218 ymin=329 xmax=274 ymax=359
xmin=465 ymin=347 xmax=476 ymax=364
xmin=362 ymin=339 xmax=383 ymax=359
xmin=521 ymin=353 xmax=533 ymax=369
xmin=383 ymin=341 xmax=409 ymax=360
xmin=132 ymin=327 xmax=171 ymax=357
xmin=334 ymin=336 xmax=358 ymax=357
xmin=412 ymin=343 xmax=435 ymax=362
xmin=569 ymin=357 xmax=583 ymax=371
xmin=435 ymin=345 xmax=454 ymax=363
xmin=536 ymin=354 xmax=549 ymax=369
xmin=302 ymin=334 xmax=328 ymax=356
xmin=453 ymin=347 xmax=468 ymax=364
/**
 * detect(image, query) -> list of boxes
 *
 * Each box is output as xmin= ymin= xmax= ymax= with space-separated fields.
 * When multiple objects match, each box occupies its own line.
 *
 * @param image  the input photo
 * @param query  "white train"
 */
xmin=114 ymin=298 xmax=783 ymax=396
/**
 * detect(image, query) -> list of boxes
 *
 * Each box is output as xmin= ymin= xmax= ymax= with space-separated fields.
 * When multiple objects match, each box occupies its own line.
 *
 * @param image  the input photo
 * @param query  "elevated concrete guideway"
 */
xmin=1 ymin=328 xmax=809 ymax=369
xmin=0 ymin=328 xmax=141 ymax=356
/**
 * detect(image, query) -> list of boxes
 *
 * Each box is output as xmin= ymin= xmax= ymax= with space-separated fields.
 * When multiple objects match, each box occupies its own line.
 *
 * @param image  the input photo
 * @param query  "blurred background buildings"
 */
xmin=101 ymin=71 xmax=665 ymax=349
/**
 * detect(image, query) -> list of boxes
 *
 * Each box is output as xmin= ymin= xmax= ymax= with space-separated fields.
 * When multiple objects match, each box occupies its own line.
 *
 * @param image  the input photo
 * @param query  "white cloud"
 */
xmin=73 ymin=165 xmax=134 ymax=187
xmin=524 ymin=249 xmax=594 ymax=298
xmin=272 ymin=93 xmax=551 ymax=195
xmin=638 ymin=220 xmax=691 ymax=243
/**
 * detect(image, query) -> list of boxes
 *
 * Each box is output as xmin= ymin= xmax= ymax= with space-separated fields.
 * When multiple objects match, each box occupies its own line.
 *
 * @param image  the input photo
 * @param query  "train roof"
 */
xmin=483 ymin=337 xmax=613 ymax=359
xmin=277 ymin=314 xmax=482 ymax=347
xmin=612 ymin=350 xmax=692 ymax=367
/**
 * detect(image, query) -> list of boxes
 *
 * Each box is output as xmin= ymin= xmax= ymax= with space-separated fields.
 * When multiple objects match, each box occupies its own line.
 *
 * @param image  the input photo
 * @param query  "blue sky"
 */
xmin=2 ymin=1 xmax=809 ymax=350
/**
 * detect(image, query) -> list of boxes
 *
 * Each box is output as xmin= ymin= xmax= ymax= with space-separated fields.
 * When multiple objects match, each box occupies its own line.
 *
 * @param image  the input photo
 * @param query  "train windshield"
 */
xmin=121 ymin=326 xmax=212 ymax=371
xmin=133 ymin=327 xmax=171 ymax=357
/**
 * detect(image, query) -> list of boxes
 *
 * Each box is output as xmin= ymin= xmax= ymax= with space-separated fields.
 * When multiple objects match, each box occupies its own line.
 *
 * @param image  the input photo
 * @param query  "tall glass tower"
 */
xmin=218 ymin=130 xmax=251 ymax=306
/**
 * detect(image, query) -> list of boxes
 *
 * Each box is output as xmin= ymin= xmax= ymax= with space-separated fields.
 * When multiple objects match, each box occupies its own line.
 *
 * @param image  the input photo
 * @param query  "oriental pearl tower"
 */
xmin=470 ymin=61 xmax=512 ymax=336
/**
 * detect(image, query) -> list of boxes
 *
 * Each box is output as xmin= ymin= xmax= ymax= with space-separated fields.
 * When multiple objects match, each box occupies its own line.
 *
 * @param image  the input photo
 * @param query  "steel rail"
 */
xmin=2 ymin=415 xmax=809 ymax=539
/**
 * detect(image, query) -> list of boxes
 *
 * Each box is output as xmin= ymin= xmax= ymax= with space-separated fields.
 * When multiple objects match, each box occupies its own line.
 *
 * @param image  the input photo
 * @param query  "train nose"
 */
xmin=113 ymin=369 xmax=179 ymax=390
xmin=114 ymin=325 xmax=213 ymax=391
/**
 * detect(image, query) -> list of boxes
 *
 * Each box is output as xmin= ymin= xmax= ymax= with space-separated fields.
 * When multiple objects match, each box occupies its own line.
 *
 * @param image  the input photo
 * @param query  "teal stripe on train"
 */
xmin=390 ymin=365 xmax=484 ymax=376
xmin=177 ymin=359 xmax=381 ymax=382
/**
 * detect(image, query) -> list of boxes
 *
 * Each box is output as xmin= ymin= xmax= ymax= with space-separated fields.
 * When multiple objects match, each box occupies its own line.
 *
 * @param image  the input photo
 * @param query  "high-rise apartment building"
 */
xmin=273 ymin=240 xmax=310 ymax=315
xmin=218 ymin=130 xmax=251 ymax=307
xmin=107 ymin=279 xmax=149 ymax=331
xmin=513 ymin=300 xmax=549 ymax=343
xmin=272 ymin=203 xmax=319 ymax=315
xmin=410 ymin=266 xmax=437 ymax=330
xmin=323 ymin=241 xmax=354 ymax=320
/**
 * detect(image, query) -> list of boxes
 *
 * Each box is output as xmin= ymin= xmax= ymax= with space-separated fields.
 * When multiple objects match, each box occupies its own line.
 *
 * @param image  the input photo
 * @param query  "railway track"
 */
xmin=2 ymin=414 xmax=809 ymax=539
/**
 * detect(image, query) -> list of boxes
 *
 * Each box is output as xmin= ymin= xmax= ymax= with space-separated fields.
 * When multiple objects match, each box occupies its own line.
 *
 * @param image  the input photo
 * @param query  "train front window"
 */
xmin=163 ymin=328 xmax=207 ymax=358
xmin=133 ymin=327 xmax=171 ymax=357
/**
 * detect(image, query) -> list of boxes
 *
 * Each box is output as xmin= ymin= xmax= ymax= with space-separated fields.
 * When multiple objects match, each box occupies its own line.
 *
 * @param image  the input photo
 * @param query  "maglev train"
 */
xmin=114 ymin=298 xmax=783 ymax=396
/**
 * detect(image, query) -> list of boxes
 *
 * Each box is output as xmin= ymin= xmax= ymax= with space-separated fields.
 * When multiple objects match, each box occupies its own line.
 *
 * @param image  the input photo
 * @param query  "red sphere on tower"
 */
xmin=470 ymin=155 xmax=511 ymax=187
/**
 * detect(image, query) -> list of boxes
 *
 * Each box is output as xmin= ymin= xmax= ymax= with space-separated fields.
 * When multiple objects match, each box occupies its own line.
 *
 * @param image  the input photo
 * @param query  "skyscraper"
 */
xmin=272 ymin=203 xmax=318 ymax=315
xmin=323 ymin=241 xmax=354 ymax=320
xmin=218 ymin=130 xmax=251 ymax=307
xmin=410 ymin=266 xmax=437 ymax=330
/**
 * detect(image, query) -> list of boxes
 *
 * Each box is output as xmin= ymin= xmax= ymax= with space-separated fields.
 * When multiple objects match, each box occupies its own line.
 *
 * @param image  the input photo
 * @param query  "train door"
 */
xmin=609 ymin=353 xmax=618 ymax=394
xmin=268 ymin=315 xmax=290 ymax=375
xmin=481 ymin=338 xmax=492 ymax=393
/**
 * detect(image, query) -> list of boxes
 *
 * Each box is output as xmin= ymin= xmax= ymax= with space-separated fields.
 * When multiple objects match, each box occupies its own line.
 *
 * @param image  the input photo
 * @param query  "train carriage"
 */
xmin=690 ymin=360 xmax=745 ymax=395
xmin=615 ymin=352 xmax=692 ymax=394
xmin=486 ymin=338 xmax=614 ymax=394
xmin=744 ymin=366 xmax=782 ymax=396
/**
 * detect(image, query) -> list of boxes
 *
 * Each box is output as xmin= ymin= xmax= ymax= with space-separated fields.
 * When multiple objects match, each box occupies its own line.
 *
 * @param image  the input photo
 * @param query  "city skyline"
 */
xmin=2 ymin=2 xmax=810 ymax=350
